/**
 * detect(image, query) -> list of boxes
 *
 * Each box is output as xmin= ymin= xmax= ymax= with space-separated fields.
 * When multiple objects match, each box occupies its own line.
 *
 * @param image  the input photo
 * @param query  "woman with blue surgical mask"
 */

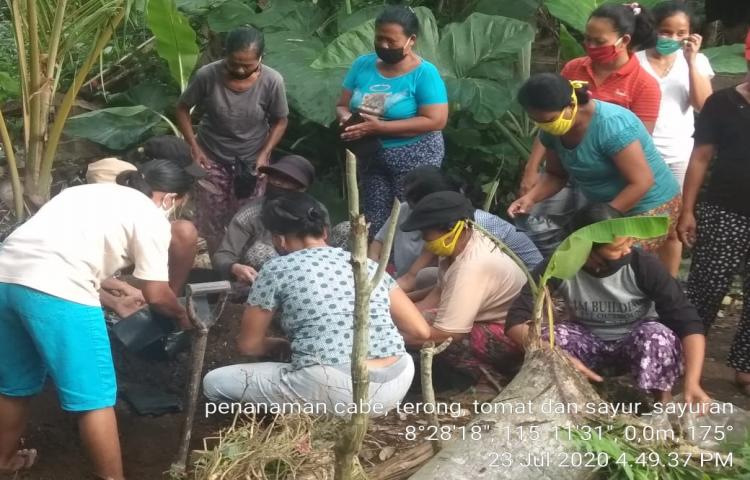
xmin=636 ymin=1 xmax=714 ymax=276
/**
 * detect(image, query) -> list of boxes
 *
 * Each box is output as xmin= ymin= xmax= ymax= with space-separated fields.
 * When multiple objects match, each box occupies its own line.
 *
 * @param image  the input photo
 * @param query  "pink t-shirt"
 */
xmin=434 ymin=231 xmax=527 ymax=334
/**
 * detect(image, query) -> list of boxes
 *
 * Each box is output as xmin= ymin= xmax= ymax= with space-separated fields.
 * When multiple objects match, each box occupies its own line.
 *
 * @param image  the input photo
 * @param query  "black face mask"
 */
xmin=375 ymin=46 xmax=407 ymax=64
xmin=226 ymin=61 xmax=261 ymax=80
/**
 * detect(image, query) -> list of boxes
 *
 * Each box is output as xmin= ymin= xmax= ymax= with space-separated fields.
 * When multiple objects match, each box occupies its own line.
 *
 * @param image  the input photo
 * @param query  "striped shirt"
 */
xmin=561 ymin=55 xmax=661 ymax=124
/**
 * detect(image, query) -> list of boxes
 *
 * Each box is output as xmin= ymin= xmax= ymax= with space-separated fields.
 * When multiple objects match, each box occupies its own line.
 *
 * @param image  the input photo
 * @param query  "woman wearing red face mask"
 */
xmin=517 ymin=4 xmax=665 ymax=263
xmin=336 ymin=6 xmax=449 ymax=238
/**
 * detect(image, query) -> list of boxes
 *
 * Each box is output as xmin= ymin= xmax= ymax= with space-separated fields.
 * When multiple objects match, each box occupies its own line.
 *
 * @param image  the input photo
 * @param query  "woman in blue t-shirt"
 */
xmin=336 ymin=6 xmax=448 ymax=236
xmin=202 ymin=192 xmax=430 ymax=416
xmin=508 ymin=73 xmax=680 ymax=254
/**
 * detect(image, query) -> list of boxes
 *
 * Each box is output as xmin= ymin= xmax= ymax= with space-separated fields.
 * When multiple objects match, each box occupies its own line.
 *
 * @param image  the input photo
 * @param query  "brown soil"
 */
xmin=3 ymin=303 xmax=748 ymax=480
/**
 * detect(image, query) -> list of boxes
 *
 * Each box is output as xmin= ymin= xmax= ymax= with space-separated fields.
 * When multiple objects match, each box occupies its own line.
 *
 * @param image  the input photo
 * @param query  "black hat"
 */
xmin=140 ymin=136 xmax=206 ymax=178
xmin=400 ymin=191 xmax=474 ymax=232
xmin=258 ymin=155 xmax=315 ymax=188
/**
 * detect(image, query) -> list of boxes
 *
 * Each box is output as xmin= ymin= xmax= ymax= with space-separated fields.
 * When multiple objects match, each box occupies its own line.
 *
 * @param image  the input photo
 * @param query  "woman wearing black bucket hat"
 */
xmin=401 ymin=191 xmax=527 ymax=383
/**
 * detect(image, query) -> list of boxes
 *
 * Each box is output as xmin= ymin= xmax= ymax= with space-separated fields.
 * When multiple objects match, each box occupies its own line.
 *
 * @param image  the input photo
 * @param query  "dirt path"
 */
xmin=4 ymin=305 xmax=749 ymax=480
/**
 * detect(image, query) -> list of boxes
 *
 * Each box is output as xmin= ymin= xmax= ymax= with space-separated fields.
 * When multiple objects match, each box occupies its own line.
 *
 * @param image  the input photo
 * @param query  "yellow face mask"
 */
xmin=534 ymin=81 xmax=586 ymax=136
xmin=424 ymin=220 xmax=466 ymax=257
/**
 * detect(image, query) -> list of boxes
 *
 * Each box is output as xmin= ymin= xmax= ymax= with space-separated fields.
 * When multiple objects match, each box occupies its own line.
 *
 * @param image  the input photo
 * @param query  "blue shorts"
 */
xmin=0 ymin=283 xmax=116 ymax=411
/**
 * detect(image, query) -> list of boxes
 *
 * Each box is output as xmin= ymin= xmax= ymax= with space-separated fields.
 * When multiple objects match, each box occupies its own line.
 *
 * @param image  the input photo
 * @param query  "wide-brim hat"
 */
xmin=258 ymin=154 xmax=315 ymax=188
xmin=400 ymin=191 xmax=474 ymax=232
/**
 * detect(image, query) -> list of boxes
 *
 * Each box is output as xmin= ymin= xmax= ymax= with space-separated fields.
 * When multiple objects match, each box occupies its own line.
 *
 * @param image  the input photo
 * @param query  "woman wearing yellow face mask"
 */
xmin=400 ymin=191 xmax=527 ymax=384
xmin=508 ymin=73 xmax=681 ymax=255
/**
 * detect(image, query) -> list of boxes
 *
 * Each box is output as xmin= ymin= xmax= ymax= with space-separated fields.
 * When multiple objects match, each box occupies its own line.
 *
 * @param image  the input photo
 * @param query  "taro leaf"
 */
xmin=310 ymin=20 xmax=375 ymax=70
xmin=336 ymin=4 xmax=384 ymax=33
xmin=540 ymin=216 xmax=669 ymax=286
xmin=264 ymin=32 xmax=344 ymax=126
xmin=559 ymin=24 xmax=585 ymax=62
xmin=438 ymin=13 xmax=535 ymax=123
xmin=206 ymin=0 xmax=255 ymax=32
xmin=251 ymin=0 xmax=326 ymax=35
xmin=64 ymin=106 xmax=162 ymax=151
xmin=703 ymin=44 xmax=747 ymax=75
xmin=177 ymin=0 xmax=215 ymax=15
xmin=544 ymin=0 xmax=665 ymax=33
xmin=312 ymin=7 xmax=438 ymax=70
xmin=473 ymin=0 xmax=542 ymax=23
xmin=0 ymin=72 xmax=20 ymax=101
xmin=147 ymin=0 xmax=199 ymax=92
xmin=124 ymin=81 xmax=178 ymax=112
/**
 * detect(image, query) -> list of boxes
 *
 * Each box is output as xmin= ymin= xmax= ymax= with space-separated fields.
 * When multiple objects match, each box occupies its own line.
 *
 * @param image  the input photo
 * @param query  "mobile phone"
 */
xmin=342 ymin=111 xmax=365 ymax=128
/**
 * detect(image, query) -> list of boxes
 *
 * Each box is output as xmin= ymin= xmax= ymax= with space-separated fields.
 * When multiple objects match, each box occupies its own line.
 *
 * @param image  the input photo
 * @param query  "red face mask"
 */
xmin=585 ymin=38 xmax=623 ymax=64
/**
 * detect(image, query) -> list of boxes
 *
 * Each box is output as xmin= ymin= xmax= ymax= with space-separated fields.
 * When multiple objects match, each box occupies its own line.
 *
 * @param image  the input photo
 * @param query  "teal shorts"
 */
xmin=0 ymin=283 xmax=116 ymax=411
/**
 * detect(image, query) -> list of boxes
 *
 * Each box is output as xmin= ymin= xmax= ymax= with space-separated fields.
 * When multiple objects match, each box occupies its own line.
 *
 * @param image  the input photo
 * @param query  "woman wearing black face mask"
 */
xmin=336 ymin=6 xmax=449 ymax=238
xmin=176 ymin=27 xmax=289 ymax=254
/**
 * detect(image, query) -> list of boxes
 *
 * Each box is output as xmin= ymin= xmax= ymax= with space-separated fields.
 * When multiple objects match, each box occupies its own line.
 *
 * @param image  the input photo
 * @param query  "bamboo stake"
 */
xmin=335 ymin=150 xmax=400 ymax=480
xmin=0 ymin=109 xmax=25 ymax=219
xmin=420 ymin=339 xmax=452 ymax=454
xmin=36 ymin=2 xmax=127 ymax=199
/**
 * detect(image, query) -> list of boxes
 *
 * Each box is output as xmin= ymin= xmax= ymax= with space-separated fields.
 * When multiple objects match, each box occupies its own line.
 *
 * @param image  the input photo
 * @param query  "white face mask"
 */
xmin=160 ymin=194 xmax=178 ymax=218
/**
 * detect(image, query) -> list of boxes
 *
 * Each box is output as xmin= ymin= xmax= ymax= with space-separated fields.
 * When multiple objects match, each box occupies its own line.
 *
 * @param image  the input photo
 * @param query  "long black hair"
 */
xmin=375 ymin=6 xmax=420 ymax=37
xmin=116 ymin=159 xmax=194 ymax=197
xmin=517 ymin=73 xmax=591 ymax=112
xmin=570 ymin=203 xmax=624 ymax=233
xmin=225 ymin=26 xmax=265 ymax=56
xmin=589 ymin=4 xmax=656 ymax=51
xmin=652 ymin=1 xmax=691 ymax=28
xmin=261 ymin=191 xmax=330 ymax=238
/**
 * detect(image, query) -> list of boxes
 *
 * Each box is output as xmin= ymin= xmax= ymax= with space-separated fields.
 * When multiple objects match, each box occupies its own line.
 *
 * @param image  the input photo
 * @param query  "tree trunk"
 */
xmin=410 ymin=348 xmax=613 ymax=480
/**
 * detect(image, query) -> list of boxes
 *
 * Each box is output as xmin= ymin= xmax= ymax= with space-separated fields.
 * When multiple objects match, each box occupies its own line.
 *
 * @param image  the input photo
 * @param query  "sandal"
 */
xmin=0 ymin=448 xmax=37 ymax=473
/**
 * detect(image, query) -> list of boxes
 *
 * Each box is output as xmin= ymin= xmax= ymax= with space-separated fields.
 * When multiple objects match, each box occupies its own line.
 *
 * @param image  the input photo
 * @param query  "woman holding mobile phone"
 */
xmin=335 ymin=6 xmax=448 ymax=237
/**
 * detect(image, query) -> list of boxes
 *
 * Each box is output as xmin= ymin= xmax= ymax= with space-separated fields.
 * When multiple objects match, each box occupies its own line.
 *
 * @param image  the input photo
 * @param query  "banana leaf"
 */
xmin=147 ymin=0 xmax=199 ymax=91
xmin=540 ymin=215 xmax=669 ymax=287
xmin=559 ymin=24 xmax=585 ymax=62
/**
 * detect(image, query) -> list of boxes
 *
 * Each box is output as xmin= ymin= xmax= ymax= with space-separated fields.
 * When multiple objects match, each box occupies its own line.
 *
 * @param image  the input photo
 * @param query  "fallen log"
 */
xmin=366 ymin=442 xmax=435 ymax=480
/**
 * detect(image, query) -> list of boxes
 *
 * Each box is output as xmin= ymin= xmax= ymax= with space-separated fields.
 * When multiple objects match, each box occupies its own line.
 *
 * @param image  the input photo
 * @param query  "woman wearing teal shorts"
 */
xmin=0 ymin=160 xmax=194 ymax=479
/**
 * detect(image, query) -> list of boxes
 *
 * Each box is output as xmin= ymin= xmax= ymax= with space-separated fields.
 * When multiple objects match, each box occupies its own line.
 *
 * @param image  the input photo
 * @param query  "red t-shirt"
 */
xmin=561 ymin=54 xmax=661 ymax=124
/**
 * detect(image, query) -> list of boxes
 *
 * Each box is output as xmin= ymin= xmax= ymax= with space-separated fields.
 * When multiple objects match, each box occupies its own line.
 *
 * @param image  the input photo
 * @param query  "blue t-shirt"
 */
xmin=247 ymin=246 xmax=406 ymax=369
xmin=343 ymin=53 xmax=447 ymax=148
xmin=540 ymin=101 xmax=679 ymax=214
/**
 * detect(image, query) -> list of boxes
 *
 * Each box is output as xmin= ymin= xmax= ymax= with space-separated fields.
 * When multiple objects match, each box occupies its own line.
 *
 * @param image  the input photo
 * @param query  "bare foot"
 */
xmin=0 ymin=448 xmax=37 ymax=473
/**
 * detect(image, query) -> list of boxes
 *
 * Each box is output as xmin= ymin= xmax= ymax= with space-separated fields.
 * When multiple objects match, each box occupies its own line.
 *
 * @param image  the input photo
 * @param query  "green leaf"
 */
xmin=177 ymin=0 xmax=215 ymax=15
xmin=64 ymin=106 xmax=162 ymax=151
xmin=251 ymin=0 xmax=326 ymax=35
xmin=264 ymin=32 xmax=344 ymax=126
xmin=206 ymin=0 xmax=255 ymax=32
xmin=545 ymin=0 xmax=675 ymax=33
xmin=147 ymin=0 xmax=200 ymax=91
xmin=336 ymin=4 xmax=384 ymax=33
xmin=703 ymin=44 xmax=748 ymax=75
xmin=560 ymin=24 xmax=585 ymax=62
xmin=310 ymin=20 xmax=375 ymax=70
xmin=541 ymin=216 xmax=669 ymax=285
xmin=473 ymin=0 xmax=542 ymax=23
xmin=438 ymin=13 xmax=535 ymax=122
xmin=312 ymin=7 xmax=438 ymax=70
xmin=0 ymin=72 xmax=20 ymax=101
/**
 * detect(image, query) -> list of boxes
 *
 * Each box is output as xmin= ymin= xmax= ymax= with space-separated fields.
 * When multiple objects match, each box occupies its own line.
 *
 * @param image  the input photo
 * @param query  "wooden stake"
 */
xmin=420 ymin=339 xmax=452 ymax=454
